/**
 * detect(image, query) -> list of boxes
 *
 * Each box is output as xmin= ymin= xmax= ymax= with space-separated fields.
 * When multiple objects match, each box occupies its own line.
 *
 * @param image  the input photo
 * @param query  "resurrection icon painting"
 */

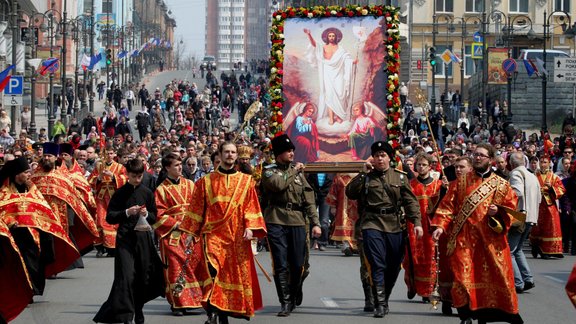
xmin=268 ymin=6 xmax=402 ymax=164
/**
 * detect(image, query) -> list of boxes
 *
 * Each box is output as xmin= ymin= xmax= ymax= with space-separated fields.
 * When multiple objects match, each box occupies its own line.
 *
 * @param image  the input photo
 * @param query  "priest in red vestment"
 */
xmin=404 ymin=153 xmax=445 ymax=302
xmin=531 ymin=154 xmax=566 ymax=258
xmin=88 ymin=146 xmax=126 ymax=256
xmin=180 ymin=142 xmax=267 ymax=324
xmin=0 ymin=157 xmax=79 ymax=299
xmin=431 ymin=144 xmax=522 ymax=324
xmin=154 ymin=152 xmax=208 ymax=316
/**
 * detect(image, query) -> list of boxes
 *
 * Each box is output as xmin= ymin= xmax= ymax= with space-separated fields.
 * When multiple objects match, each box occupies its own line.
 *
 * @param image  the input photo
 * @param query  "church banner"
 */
xmin=268 ymin=5 xmax=402 ymax=167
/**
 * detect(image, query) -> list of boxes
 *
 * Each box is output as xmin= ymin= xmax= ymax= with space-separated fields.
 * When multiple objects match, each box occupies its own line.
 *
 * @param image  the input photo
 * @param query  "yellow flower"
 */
xmin=361 ymin=9 xmax=368 ymax=15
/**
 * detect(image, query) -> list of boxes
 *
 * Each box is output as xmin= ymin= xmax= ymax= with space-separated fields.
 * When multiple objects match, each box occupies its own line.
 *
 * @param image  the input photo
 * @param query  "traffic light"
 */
xmin=428 ymin=47 xmax=437 ymax=68
xmin=105 ymin=48 xmax=112 ymax=65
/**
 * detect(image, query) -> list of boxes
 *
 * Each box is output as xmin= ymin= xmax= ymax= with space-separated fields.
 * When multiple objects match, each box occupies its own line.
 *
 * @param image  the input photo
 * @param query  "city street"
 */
xmin=12 ymin=246 xmax=576 ymax=324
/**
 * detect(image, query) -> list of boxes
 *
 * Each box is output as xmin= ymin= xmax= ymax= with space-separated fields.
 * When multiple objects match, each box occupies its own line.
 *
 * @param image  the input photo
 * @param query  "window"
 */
xmin=434 ymin=45 xmax=453 ymax=77
xmin=555 ymin=0 xmax=571 ymax=12
xmin=464 ymin=45 xmax=477 ymax=77
xmin=509 ymin=0 xmax=528 ymax=13
xmin=465 ymin=0 xmax=483 ymax=13
xmin=436 ymin=0 xmax=454 ymax=13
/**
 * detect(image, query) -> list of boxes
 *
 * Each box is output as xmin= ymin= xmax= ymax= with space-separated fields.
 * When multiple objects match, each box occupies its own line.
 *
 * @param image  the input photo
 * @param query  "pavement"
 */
xmin=11 ymin=246 xmax=576 ymax=324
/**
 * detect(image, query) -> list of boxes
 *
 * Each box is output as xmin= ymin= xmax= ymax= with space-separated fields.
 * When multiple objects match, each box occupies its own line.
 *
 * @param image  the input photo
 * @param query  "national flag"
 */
xmin=80 ymin=54 xmax=91 ymax=68
xmin=523 ymin=59 xmax=538 ymax=77
xmin=449 ymin=52 xmax=462 ymax=64
xmin=0 ymin=64 xmax=15 ymax=92
xmin=130 ymin=49 xmax=139 ymax=57
xmin=88 ymin=53 xmax=102 ymax=70
xmin=165 ymin=40 xmax=171 ymax=49
xmin=38 ymin=58 xmax=59 ymax=76
xmin=117 ymin=50 xmax=128 ymax=59
xmin=535 ymin=58 xmax=548 ymax=76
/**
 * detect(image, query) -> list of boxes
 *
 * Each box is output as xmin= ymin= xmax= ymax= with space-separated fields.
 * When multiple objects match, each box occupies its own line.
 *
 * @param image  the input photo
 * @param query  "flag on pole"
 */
xmin=449 ymin=52 xmax=462 ymax=64
xmin=117 ymin=50 xmax=128 ymax=59
xmin=523 ymin=59 xmax=536 ymax=76
xmin=535 ymin=58 xmax=548 ymax=76
xmin=130 ymin=49 xmax=139 ymax=57
xmin=0 ymin=64 xmax=15 ymax=92
xmin=80 ymin=54 xmax=91 ymax=68
xmin=88 ymin=53 xmax=102 ymax=70
xmin=38 ymin=58 xmax=59 ymax=76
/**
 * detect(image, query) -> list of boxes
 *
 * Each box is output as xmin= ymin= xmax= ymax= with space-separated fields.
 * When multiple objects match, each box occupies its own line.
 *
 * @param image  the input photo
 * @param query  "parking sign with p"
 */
xmin=4 ymin=76 xmax=23 ymax=95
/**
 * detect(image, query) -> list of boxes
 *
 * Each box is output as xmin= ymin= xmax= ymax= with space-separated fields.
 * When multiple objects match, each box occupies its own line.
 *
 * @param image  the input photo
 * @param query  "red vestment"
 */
xmin=530 ymin=171 xmax=565 ymax=256
xmin=0 ymin=182 xmax=80 ymax=277
xmin=432 ymin=172 xmax=520 ymax=319
xmin=326 ymin=174 xmax=358 ymax=249
xmin=567 ymin=262 xmax=576 ymax=308
xmin=88 ymin=160 xmax=126 ymax=248
xmin=154 ymin=177 xmax=208 ymax=309
xmin=404 ymin=177 xmax=442 ymax=298
xmin=0 ymin=219 xmax=33 ymax=322
xmin=31 ymin=168 xmax=98 ymax=253
xmin=180 ymin=169 xmax=267 ymax=318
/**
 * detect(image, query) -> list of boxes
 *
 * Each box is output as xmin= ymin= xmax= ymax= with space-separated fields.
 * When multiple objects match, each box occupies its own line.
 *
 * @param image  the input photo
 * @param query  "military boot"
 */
xmin=362 ymin=282 xmax=374 ymax=312
xmin=274 ymin=272 xmax=293 ymax=317
xmin=374 ymin=285 xmax=386 ymax=318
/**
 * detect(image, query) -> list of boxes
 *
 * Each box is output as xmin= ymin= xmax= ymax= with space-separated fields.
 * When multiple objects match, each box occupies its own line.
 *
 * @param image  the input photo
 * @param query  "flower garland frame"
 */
xmin=268 ymin=5 xmax=402 ymax=149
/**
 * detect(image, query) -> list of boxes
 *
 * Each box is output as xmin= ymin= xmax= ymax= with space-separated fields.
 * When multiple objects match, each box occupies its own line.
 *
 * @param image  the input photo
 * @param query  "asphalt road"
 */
xmin=12 ymin=245 xmax=576 ymax=324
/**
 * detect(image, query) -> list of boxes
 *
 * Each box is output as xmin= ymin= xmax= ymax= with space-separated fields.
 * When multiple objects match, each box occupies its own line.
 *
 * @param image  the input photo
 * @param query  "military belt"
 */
xmin=272 ymin=202 xmax=304 ymax=212
xmin=365 ymin=206 xmax=397 ymax=215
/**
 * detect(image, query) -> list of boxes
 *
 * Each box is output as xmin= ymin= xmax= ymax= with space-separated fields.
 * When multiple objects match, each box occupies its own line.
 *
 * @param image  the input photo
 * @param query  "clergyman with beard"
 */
xmin=431 ymin=143 xmax=522 ymax=324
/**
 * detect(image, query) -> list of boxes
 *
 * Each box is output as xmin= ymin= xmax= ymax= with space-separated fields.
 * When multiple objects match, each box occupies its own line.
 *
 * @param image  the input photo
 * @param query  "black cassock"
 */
xmin=93 ymin=183 xmax=165 ymax=324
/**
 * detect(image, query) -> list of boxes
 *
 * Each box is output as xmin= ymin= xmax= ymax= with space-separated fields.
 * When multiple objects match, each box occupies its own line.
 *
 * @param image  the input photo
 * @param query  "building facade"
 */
xmin=205 ymin=0 xmax=247 ymax=70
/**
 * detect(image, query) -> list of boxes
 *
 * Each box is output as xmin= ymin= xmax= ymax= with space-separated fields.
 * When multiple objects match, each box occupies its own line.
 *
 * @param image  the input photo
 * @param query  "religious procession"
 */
xmin=1 ymin=3 xmax=576 ymax=324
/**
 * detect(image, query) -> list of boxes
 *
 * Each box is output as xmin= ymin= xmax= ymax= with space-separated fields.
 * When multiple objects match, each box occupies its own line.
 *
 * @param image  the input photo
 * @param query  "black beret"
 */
xmin=271 ymin=134 xmax=296 ymax=157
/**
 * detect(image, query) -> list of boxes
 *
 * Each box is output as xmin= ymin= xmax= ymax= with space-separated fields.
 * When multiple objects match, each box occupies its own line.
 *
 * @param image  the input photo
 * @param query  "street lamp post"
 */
xmin=432 ymin=13 xmax=453 ymax=113
xmin=10 ymin=0 xmax=18 ymax=137
xmin=454 ymin=16 xmax=481 ymax=113
xmin=89 ymin=3 xmax=95 ymax=114
xmin=502 ymin=15 xmax=535 ymax=123
xmin=543 ymin=11 xmax=573 ymax=133
xmin=60 ymin=0 xmax=68 ymax=124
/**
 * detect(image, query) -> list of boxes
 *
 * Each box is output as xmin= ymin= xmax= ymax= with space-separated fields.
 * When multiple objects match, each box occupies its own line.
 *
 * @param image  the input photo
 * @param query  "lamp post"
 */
xmin=89 ymin=2 xmax=95 ymax=114
xmin=542 ymin=11 xmax=573 ymax=133
xmin=44 ymin=9 xmax=62 ymax=137
xmin=60 ymin=0 xmax=68 ymax=124
xmin=69 ymin=16 xmax=90 ymax=118
xmin=27 ymin=13 xmax=44 ymax=139
xmin=10 ymin=0 xmax=18 ymax=137
xmin=454 ymin=16 xmax=481 ymax=113
xmin=432 ymin=13 xmax=453 ymax=113
xmin=501 ymin=14 xmax=535 ymax=123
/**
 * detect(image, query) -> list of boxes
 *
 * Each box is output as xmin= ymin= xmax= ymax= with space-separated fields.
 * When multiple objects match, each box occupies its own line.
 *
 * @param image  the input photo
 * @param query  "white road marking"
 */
xmin=320 ymin=297 xmax=340 ymax=308
xmin=544 ymin=275 xmax=566 ymax=284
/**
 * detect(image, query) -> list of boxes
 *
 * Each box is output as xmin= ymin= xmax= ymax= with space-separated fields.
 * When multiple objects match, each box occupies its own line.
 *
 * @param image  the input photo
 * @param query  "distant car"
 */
xmin=518 ymin=49 xmax=569 ymax=61
xmin=201 ymin=56 xmax=217 ymax=71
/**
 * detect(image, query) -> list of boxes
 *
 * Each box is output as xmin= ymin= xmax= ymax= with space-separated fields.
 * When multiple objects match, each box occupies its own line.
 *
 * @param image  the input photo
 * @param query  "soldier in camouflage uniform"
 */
xmin=261 ymin=134 xmax=321 ymax=317
xmin=346 ymin=141 xmax=423 ymax=318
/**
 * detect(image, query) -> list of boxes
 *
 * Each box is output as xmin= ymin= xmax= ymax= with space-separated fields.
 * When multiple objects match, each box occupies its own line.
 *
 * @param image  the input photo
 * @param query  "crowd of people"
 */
xmin=1 ymin=64 xmax=576 ymax=324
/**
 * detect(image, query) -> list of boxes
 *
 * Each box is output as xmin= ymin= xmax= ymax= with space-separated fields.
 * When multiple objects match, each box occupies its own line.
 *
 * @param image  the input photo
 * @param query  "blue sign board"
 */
xmin=473 ymin=31 xmax=483 ymax=43
xmin=4 ymin=76 xmax=23 ymax=95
